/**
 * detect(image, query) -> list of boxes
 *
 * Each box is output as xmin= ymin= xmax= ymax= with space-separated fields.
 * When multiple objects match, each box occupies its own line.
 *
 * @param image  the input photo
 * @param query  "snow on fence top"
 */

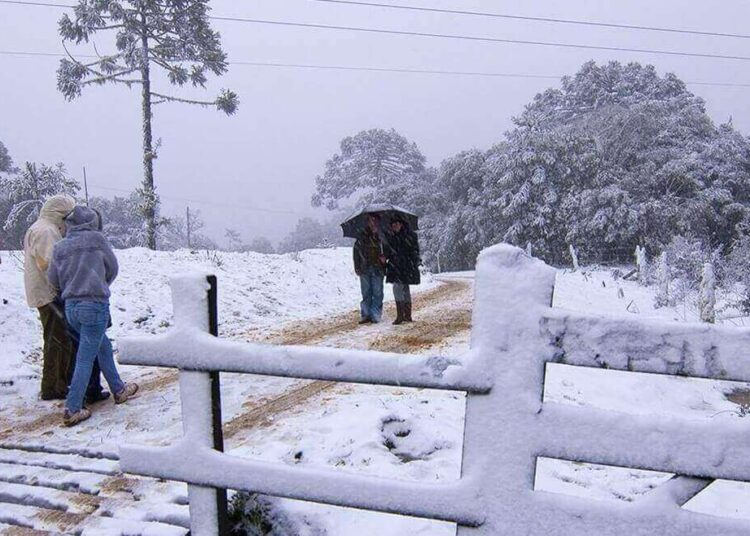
xmin=119 ymin=244 xmax=750 ymax=535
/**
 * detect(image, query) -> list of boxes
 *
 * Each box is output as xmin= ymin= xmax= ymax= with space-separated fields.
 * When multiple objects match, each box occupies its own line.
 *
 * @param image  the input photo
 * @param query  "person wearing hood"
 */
xmin=23 ymin=195 xmax=107 ymax=402
xmin=48 ymin=205 xmax=138 ymax=427
xmin=23 ymin=195 xmax=78 ymax=400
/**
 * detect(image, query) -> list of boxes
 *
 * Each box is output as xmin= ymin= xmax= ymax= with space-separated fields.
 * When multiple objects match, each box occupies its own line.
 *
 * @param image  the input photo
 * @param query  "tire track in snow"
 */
xmin=223 ymin=280 xmax=472 ymax=442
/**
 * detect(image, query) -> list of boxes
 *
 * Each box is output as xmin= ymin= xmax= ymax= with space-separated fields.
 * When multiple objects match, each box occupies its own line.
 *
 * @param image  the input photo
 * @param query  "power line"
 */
xmin=208 ymin=16 xmax=750 ymax=63
xmin=87 ymin=184 xmax=303 ymax=216
xmin=8 ymin=0 xmax=750 ymax=43
xmin=3 ymin=50 xmax=750 ymax=88
xmin=311 ymin=0 xmax=750 ymax=41
xmin=3 ymin=0 xmax=750 ymax=63
xmin=0 ymin=0 xmax=70 ymax=6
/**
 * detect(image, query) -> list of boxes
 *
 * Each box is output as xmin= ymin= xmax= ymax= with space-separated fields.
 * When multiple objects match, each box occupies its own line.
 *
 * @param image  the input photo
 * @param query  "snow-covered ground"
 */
xmin=1 ymin=249 xmax=750 ymax=534
xmin=0 ymin=247 xmax=435 ymax=383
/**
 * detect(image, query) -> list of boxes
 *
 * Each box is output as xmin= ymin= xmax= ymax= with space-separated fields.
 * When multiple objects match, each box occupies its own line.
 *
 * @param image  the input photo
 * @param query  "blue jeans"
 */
xmin=65 ymin=301 xmax=124 ymax=412
xmin=360 ymin=266 xmax=384 ymax=322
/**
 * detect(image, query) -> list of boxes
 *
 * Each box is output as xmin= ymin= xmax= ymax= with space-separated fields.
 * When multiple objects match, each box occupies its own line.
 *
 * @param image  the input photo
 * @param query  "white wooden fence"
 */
xmin=118 ymin=245 xmax=750 ymax=535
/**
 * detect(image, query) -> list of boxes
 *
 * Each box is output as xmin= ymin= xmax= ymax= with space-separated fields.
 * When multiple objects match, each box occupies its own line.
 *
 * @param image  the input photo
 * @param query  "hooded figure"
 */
xmin=48 ymin=206 xmax=138 ymax=427
xmin=23 ymin=195 xmax=77 ymax=399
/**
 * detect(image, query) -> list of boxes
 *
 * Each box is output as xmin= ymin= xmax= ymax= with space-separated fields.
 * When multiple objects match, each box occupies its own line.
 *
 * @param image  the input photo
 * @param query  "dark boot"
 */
xmin=393 ymin=302 xmax=404 ymax=325
xmin=404 ymin=302 xmax=413 ymax=322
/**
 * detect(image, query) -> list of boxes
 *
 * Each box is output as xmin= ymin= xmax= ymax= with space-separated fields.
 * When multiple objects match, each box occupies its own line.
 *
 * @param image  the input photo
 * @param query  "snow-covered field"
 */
xmin=1 ymin=248 xmax=750 ymax=534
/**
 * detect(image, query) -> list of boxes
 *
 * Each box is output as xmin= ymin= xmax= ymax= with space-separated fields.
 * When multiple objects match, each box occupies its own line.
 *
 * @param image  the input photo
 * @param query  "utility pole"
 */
xmin=186 ymin=206 xmax=192 ymax=249
xmin=83 ymin=166 xmax=90 ymax=206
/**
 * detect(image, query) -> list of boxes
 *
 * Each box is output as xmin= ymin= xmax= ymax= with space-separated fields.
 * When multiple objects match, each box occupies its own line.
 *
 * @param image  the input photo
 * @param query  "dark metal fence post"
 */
xmin=206 ymin=275 xmax=230 ymax=534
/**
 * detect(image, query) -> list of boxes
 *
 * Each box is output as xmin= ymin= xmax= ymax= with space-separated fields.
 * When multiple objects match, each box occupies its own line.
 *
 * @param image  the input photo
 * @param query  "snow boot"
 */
xmin=63 ymin=407 xmax=91 ymax=427
xmin=359 ymin=317 xmax=372 ymax=325
xmin=404 ymin=302 xmax=413 ymax=322
xmin=114 ymin=383 xmax=139 ymax=405
xmin=393 ymin=302 xmax=405 ymax=325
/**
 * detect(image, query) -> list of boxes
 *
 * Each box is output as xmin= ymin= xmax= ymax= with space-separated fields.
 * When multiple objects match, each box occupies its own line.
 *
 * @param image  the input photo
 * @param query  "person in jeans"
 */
xmin=47 ymin=206 xmax=138 ymax=427
xmin=353 ymin=214 xmax=386 ymax=324
xmin=385 ymin=217 xmax=421 ymax=324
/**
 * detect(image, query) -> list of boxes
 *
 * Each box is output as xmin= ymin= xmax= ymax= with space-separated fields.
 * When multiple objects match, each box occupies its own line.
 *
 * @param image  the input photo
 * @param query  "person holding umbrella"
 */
xmin=385 ymin=216 xmax=421 ymax=324
xmin=352 ymin=214 xmax=387 ymax=324
xmin=342 ymin=205 xmax=419 ymax=325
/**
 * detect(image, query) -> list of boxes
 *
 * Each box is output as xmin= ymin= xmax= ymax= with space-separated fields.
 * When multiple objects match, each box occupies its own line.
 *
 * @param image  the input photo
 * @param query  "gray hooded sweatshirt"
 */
xmin=48 ymin=206 xmax=119 ymax=303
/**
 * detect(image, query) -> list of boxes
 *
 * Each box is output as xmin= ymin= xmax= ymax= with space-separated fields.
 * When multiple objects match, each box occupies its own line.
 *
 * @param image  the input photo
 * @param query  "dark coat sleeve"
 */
xmin=353 ymin=239 xmax=364 ymax=276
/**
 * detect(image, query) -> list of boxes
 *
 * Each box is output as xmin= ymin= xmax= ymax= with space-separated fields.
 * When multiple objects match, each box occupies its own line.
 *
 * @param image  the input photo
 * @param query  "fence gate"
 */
xmin=118 ymin=245 xmax=750 ymax=535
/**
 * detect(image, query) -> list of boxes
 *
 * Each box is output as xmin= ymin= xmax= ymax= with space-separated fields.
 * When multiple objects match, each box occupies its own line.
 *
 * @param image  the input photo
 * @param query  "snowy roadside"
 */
xmin=2 ymin=248 xmax=750 ymax=533
xmin=0 ymin=247 xmax=438 ymax=384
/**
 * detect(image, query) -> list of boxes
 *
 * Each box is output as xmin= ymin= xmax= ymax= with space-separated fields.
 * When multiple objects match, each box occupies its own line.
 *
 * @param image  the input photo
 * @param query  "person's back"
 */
xmin=23 ymin=195 xmax=75 ymax=309
xmin=48 ymin=206 xmax=136 ymax=427
xmin=48 ymin=206 xmax=118 ymax=303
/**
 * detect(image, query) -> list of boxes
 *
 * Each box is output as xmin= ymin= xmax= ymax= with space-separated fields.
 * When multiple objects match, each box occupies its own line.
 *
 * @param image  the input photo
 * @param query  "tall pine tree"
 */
xmin=57 ymin=0 xmax=239 ymax=249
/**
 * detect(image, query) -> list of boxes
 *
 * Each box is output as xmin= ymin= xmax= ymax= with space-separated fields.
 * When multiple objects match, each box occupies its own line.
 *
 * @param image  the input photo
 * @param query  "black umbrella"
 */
xmin=340 ymin=204 xmax=419 ymax=238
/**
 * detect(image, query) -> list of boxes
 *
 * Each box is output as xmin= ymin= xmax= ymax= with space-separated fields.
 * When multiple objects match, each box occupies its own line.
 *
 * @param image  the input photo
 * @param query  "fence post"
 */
xmin=699 ymin=262 xmax=716 ymax=324
xmin=206 ymin=275 xmax=230 ymax=534
xmin=568 ymin=244 xmax=579 ymax=271
xmin=457 ymin=245 xmax=557 ymax=534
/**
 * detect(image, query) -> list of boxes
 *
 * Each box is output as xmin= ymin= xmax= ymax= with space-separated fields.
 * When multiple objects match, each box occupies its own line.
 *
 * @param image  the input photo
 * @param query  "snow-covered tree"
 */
xmin=90 ymin=192 xmax=146 ymax=248
xmin=57 ymin=0 xmax=239 ymax=250
xmin=224 ymin=228 xmax=245 ymax=252
xmin=157 ymin=208 xmax=214 ymax=250
xmin=278 ymin=217 xmax=326 ymax=253
xmin=424 ymin=61 xmax=750 ymax=269
xmin=312 ymin=128 xmax=432 ymax=211
xmin=247 ymin=236 xmax=275 ymax=254
xmin=0 ymin=162 xmax=79 ymax=248
xmin=0 ymin=141 xmax=14 ymax=175
xmin=420 ymin=149 xmax=487 ymax=271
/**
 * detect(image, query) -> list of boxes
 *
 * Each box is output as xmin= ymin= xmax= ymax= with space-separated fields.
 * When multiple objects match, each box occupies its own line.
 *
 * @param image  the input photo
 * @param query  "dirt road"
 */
xmin=0 ymin=278 xmax=474 ymax=534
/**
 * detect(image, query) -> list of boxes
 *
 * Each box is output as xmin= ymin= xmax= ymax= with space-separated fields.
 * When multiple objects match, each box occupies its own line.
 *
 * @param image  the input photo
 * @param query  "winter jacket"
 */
xmin=353 ymin=229 xmax=385 ymax=276
xmin=48 ymin=206 xmax=119 ymax=303
xmin=385 ymin=229 xmax=421 ymax=285
xmin=23 ymin=195 xmax=76 ymax=308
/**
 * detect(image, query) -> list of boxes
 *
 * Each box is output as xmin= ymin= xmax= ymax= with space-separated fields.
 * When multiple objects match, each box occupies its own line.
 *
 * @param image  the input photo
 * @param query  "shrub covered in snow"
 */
xmin=229 ymin=493 xmax=326 ymax=536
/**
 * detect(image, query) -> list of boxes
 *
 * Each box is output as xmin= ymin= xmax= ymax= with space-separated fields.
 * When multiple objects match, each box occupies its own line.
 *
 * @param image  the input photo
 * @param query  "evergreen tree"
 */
xmin=57 ymin=0 xmax=239 ymax=250
xmin=0 ymin=141 xmax=14 ymax=174
xmin=312 ymin=128 xmax=431 ymax=210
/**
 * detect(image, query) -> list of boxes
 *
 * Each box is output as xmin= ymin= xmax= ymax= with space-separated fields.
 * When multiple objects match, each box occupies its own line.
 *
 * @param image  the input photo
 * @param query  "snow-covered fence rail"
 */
xmin=118 ymin=245 xmax=750 ymax=535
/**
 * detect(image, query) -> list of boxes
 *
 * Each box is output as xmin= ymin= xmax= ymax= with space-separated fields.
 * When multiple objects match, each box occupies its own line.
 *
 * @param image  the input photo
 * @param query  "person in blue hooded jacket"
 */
xmin=47 ymin=205 xmax=138 ymax=427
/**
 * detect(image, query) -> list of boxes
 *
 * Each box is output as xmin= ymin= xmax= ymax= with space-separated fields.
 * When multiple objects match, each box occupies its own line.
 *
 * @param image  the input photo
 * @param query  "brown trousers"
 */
xmin=38 ymin=303 xmax=76 ymax=400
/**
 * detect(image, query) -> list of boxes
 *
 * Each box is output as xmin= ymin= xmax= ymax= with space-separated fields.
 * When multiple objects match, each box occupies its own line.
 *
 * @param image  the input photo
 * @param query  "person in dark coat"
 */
xmin=385 ymin=216 xmax=420 ymax=324
xmin=353 ymin=214 xmax=387 ymax=324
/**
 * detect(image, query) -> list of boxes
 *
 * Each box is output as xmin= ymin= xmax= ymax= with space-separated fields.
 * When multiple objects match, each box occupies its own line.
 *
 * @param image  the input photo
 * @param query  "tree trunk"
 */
xmin=140 ymin=13 xmax=157 ymax=250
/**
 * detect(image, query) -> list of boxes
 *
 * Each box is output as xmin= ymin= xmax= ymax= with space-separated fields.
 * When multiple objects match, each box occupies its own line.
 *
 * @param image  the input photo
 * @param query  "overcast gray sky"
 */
xmin=1 ymin=0 xmax=749 ymax=245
